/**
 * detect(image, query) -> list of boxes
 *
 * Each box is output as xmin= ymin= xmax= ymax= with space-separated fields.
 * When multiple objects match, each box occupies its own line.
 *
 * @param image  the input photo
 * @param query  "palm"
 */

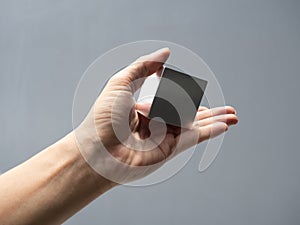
xmin=94 ymin=78 xmax=237 ymax=167
xmin=93 ymin=79 xmax=176 ymax=166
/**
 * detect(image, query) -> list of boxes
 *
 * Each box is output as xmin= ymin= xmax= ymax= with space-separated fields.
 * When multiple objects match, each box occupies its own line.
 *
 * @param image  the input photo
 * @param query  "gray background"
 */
xmin=1 ymin=0 xmax=299 ymax=224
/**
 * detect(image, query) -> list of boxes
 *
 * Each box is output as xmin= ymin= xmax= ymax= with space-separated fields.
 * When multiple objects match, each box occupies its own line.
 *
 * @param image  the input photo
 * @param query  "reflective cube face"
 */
xmin=148 ymin=67 xmax=208 ymax=128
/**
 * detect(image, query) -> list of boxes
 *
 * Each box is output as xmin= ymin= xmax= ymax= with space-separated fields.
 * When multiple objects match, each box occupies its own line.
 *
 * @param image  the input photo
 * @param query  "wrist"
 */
xmin=60 ymin=132 xmax=118 ymax=192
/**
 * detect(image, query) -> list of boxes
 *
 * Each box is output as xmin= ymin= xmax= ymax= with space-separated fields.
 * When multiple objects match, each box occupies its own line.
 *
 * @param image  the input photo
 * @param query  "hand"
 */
xmin=0 ymin=48 xmax=238 ymax=225
xmin=75 ymin=48 xmax=238 ymax=184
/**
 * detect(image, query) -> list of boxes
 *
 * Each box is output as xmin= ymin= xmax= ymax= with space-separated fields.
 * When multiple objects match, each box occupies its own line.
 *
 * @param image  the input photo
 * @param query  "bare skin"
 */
xmin=0 ymin=48 xmax=238 ymax=225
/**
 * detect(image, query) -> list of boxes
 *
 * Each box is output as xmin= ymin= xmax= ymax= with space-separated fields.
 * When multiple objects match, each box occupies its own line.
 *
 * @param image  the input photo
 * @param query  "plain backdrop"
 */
xmin=1 ymin=0 xmax=300 ymax=224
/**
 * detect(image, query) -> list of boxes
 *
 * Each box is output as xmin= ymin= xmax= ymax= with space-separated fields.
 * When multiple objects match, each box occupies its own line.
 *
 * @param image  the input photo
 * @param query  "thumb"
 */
xmin=112 ymin=48 xmax=170 ymax=92
xmin=130 ymin=47 xmax=170 ymax=80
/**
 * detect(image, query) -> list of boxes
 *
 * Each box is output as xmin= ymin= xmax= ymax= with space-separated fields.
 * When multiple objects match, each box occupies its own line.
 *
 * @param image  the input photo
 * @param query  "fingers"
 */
xmin=136 ymin=104 xmax=238 ymax=162
xmin=198 ymin=106 xmax=208 ymax=112
xmin=195 ymin=114 xmax=238 ymax=127
xmin=195 ymin=106 xmax=238 ymax=142
xmin=167 ymin=120 xmax=228 ymax=159
xmin=196 ymin=106 xmax=236 ymax=121
xmin=169 ymin=106 xmax=238 ymax=157
xmin=136 ymin=104 xmax=236 ymax=121
xmin=197 ymin=122 xmax=228 ymax=143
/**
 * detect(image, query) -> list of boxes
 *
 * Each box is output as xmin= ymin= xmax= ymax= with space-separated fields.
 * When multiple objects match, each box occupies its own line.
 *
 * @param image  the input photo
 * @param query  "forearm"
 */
xmin=0 ymin=132 xmax=115 ymax=225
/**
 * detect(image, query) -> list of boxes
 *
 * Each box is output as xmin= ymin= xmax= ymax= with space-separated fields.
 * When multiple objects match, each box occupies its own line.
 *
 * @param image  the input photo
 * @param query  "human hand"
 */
xmin=74 ymin=48 xmax=238 ymax=184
